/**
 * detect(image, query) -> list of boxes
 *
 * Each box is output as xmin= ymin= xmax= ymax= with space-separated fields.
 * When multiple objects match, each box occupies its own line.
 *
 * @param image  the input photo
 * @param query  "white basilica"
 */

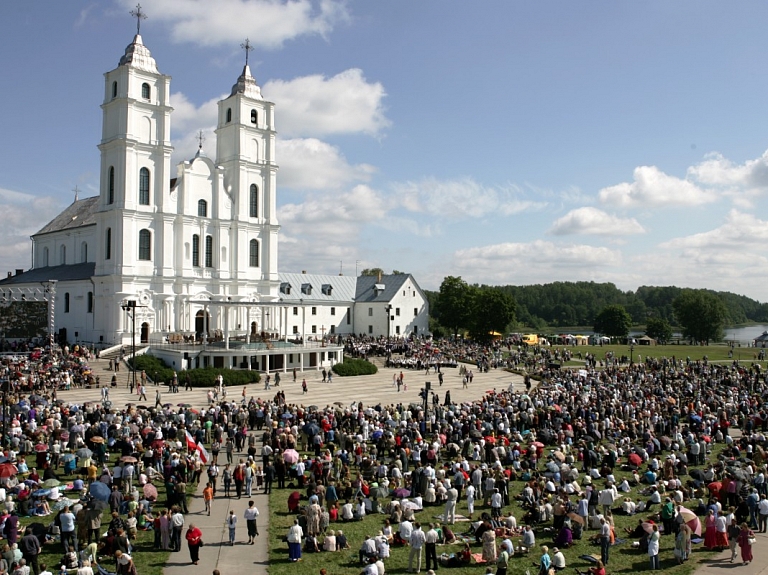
xmin=0 ymin=30 xmax=429 ymax=372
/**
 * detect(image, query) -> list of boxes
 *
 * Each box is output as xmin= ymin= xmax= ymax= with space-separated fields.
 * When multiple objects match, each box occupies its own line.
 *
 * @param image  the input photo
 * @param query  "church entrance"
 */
xmin=140 ymin=322 xmax=150 ymax=343
xmin=195 ymin=310 xmax=211 ymax=336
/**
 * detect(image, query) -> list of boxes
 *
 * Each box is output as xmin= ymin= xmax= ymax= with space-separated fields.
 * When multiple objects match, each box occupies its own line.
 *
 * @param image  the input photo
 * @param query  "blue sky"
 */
xmin=3 ymin=1 xmax=768 ymax=300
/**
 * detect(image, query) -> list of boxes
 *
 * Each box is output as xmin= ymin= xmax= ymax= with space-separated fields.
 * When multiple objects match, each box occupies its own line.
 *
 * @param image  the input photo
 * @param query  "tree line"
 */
xmin=428 ymin=278 xmax=767 ymax=343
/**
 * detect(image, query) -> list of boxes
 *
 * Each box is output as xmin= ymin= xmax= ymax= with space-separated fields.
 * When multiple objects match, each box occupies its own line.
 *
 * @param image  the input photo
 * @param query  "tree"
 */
xmin=360 ymin=268 xmax=384 ymax=277
xmin=593 ymin=304 xmax=632 ymax=338
xmin=468 ymin=288 xmax=516 ymax=341
xmin=433 ymin=276 xmax=474 ymax=337
xmin=645 ymin=317 xmax=672 ymax=344
xmin=672 ymin=289 xmax=727 ymax=344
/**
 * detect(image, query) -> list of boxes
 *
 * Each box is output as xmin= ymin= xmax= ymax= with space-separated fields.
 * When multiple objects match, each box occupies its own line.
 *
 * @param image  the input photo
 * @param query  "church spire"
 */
xmin=230 ymin=39 xmax=262 ymax=99
xmin=130 ymin=3 xmax=148 ymax=35
xmin=119 ymin=3 xmax=158 ymax=73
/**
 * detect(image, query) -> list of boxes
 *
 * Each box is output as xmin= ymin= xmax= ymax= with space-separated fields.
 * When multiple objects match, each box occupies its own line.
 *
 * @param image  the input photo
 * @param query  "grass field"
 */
xmin=267 ymin=444 xmax=729 ymax=575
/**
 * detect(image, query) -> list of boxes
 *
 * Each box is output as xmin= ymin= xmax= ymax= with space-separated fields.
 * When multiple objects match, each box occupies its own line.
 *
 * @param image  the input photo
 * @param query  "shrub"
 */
xmin=129 ymin=355 xmax=260 ymax=386
xmin=332 ymin=358 xmax=378 ymax=376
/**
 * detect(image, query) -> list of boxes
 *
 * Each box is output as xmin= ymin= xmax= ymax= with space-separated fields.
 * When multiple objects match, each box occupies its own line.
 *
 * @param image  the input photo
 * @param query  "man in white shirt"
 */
xmin=244 ymin=500 xmax=260 ymax=543
xmin=424 ymin=523 xmax=439 ymax=571
xmin=408 ymin=523 xmax=426 ymax=573
xmin=171 ymin=507 xmax=185 ymax=552
xmin=399 ymin=518 xmax=413 ymax=543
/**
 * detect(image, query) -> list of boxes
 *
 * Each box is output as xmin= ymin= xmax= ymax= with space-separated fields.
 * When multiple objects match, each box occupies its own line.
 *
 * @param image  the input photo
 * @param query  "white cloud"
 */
xmin=0 ymin=188 xmax=64 ymax=272
xmin=277 ymin=138 xmax=375 ymax=190
xmin=278 ymin=185 xmax=383 ymax=271
xmin=549 ymin=207 xmax=645 ymax=236
xmin=393 ymin=177 xmax=546 ymax=219
xmin=688 ymin=151 xmax=768 ymax=189
xmin=659 ymin=210 xmax=768 ymax=250
xmin=450 ymin=240 xmax=622 ymax=285
xmin=118 ymin=0 xmax=349 ymax=49
xmin=599 ymin=165 xmax=717 ymax=207
xmin=264 ymin=69 xmax=390 ymax=138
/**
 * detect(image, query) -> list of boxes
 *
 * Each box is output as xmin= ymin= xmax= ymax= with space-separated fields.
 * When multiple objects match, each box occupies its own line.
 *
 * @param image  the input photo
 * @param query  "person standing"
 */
xmin=302 ymin=379 xmax=308 ymax=394
xmin=203 ymin=483 xmax=213 ymax=516
xmin=59 ymin=505 xmax=77 ymax=556
xmin=737 ymin=522 xmax=755 ymax=565
xmin=244 ymin=500 xmax=260 ymax=544
xmin=226 ymin=510 xmax=237 ymax=546
xmin=599 ymin=517 xmax=611 ymax=566
xmin=408 ymin=522 xmax=426 ymax=573
xmin=287 ymin=519 xmax=303 ymax=562
xmin=171 ymin=507 xmax=185 ymax=552
xmin=264 ymin=462 xmax=275 ymax=495
xmin=424 ymin=523 xmax=439 ymax=572
xmin=647 ymin=524 xmax=660 ymax=570
xmin=185 ymin=523 xmax=203 ymax=565
xmin=445 ymin=485 xmax=458 ymax=524
xmin=20 ymin=527 xmax=42 ymax=575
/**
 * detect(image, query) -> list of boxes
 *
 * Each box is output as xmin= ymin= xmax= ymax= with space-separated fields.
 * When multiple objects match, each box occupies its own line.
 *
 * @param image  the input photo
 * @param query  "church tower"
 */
xmin=95 ymin=19 xmax=172 ymax=279
xmin=215 ymin=40 xmax=280 ymax=297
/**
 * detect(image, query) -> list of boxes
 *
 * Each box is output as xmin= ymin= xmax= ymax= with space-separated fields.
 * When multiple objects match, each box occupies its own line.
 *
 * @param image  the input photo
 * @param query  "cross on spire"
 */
xmin=240 ymin=38 xmax=254 ymax=66
xmin=72 ymin=185 xmax=80 ymax=203
xmin=197 ymin=130 xmax=205 ymax=150
xmin=130 ymin=4 xmax=148 ymax=35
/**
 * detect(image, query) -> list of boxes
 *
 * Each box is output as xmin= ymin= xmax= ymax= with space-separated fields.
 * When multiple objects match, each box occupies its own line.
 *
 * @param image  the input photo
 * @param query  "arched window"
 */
xmin=64 ymin=293 xmax=70 ymax=313
xmin=108 ymin=166 xmax=115 ymax=204
xmin=139 ymin=167 xmax=150 ymax=205
xmin=112 ymin=81 xmax=117 ymax=99
xmin=42 ymin=247 xmax=49 ymax=267
xmin=197 ymin=199 xmax=207 ymax=217
xmin=138 ymin=229 xmax=151 ymax=261
xmin=60 ymin=245 xmax=66 ymax=265
xmin=87 ymin=292 xmax=94 ymax=313
xmin=251 ymin=109 xmax=258 ymax=124
xmin=249 ymin=239 xmax=259 ymax=267
xmin=192 ymin=234 xmax=200 ymax=267
xmin=105 ymin=228 xmax=112 ymax=260
xmin=81 ymin=241 xmax=88 ymax=263
xmin=226 ymin=108 xmax=232 ymax=123
xmin=204 ymin=235 xmax=213 ymax=267
xmin=249 ymin=184 xmax=258 ymax=218
xmin=141 ymin=83 xmax=150 ymax=100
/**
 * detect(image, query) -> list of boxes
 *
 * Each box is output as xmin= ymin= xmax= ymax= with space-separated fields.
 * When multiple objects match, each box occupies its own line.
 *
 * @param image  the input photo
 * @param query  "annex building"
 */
xmin=0 ymin=30 xmax=428 ymax=373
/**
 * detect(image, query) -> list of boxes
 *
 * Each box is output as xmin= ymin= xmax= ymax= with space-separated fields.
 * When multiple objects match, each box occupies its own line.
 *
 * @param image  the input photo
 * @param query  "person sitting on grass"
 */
xmin=335 ymin=530 xmax=350 ymax=550
xmin=575 ymin=558 xmax=606 ymax=575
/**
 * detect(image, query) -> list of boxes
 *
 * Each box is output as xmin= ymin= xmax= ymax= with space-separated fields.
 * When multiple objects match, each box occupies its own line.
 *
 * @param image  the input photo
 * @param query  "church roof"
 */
xmin=0 ymin=262 xmax=96 ymax=285
xmin=355 ymin=274 xmax=413 ymax=303
xmin=230 ymin=65 xmax=263 ymax=100
xmin=119 ymin=34 xmax=159 ymax=74
xmin=34 ymin=197 xmax=99 ymax=237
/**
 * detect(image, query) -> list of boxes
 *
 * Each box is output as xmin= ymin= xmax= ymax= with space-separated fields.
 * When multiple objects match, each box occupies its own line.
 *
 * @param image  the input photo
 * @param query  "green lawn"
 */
xmin=268 ymin=446 xmax=728 ymax=575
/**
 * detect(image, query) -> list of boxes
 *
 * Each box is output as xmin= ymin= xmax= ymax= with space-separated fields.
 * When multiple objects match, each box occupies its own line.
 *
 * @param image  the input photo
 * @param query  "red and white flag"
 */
xmin=185 ymin=430 xmax=210 ymax=464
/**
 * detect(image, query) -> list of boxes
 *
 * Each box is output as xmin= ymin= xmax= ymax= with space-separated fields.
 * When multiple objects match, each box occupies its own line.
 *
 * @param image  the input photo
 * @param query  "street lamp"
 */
xmin=121 ymin=300 xmax=137 ymax=391
xmin=385 ymin=304 xmax=392 ymax=339
xmin=629 ymin=341 xmax=635 ymax=365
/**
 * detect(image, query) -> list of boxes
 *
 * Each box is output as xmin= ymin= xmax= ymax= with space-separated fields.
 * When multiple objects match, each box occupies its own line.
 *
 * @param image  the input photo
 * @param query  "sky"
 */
xmin=2 ymin=1 xmax=768 ymax=300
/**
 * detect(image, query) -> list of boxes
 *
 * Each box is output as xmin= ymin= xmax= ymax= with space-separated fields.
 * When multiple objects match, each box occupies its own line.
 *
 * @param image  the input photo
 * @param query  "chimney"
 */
xmin=15 ymin=269 xmax=23 ymax=276
xmin=377 ymin=270 xmax=382 ymax=283
xmin=302 ymin=270 xmax=306 ymax=274
xmin=6 ymin=272 xmax=11 ymax=278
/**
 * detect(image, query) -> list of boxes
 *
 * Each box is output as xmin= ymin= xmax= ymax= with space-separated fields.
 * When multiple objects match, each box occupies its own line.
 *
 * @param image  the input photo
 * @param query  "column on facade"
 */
xmin=224 ymin=302 xmax=230 ymax=350
xmin=283 ymin=353 xmax=287 ymax=373
xmin=300 ymin=352 xmax=304 ymax=372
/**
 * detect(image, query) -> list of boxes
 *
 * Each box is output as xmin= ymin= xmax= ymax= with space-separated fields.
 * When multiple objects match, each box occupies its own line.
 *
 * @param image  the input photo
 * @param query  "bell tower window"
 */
xmin=226 ymin=108 xmax=232 ymax=123
xmin=60 ymin=245 xmax=66 ymax=265
xmin=251 ymin=109 xmax=258 ymax=124
xmin=249 ymin=239 xmax=259 ymax=267
xmin=192 ymin=235 xmax=200 ymax=267
xmin=205 ymin=235 xmax=213 ymax=267
xmin=197 ymin=200 xmax=208 ymax=217
xmin=112 ymin=81 xmax=117 ymax=99
xmin=138 ymin=229 xmax=151 ymax=261
xmin=108 ymin=166 xmax=115 ymax=204
xmin=250 ymin=184 xmax=258 ymax=218
xmin=141 ymin=83 xmax=150 ymax=100
xmin=139 ymin=168 xmax=150 ymax=205
xmin=105 ymin=228 xmax=112 ymax=260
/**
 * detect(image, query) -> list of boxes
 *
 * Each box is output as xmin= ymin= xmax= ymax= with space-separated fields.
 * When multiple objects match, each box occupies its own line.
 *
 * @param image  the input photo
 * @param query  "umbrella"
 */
xmin=678 ymin=508 xmax=702 ymax=536
xmin=401 ymin=500 xmax=420 ymax=511
xmin=641 ymin=522 xmax=656 ymax=535
xmin=281 ymin=413 xmax=293 ymax=420
xmin=371 ymin=486 xmax=388 ymax=499
xmin=60 ymin=454 xmax=76 ymax=463
xmin=283 ymin=449 xmax=299 ymax=464
xmin=177 ymin=403 xmax=192 ymax=408
xmin=53 ymin=498 xmax=79 ymax=512
xmin=76 ymin=448 xmax=93 ymax=459
xmin=89 ymin=481 xmax=110 ymax=502
xmin=60 ymin=431 xmax=70 ymax=441
xmin=90 ymin=436 xmax=105 ymax=444
xmin=567 ymin=512 xmax=585 ymax=525
xmin=484 ymin=436 xmax=497 ymax=444
xmin=0 ymin=463 xmax=18 ymax=478
xmin=531 ymin=441 xmax=545 ymax=449
xmin=143 ymin=484 xmax=158 ymax=500
xmin=372 ymin=430 xmax=384 ymax=440
xmin=120 ymin=456 xmax=138 ymax=463
xmin=333 ymin=402 xmax=344 ymax=407
xmin=302 ymin=423 xmax=320 ymax=436
xmin=34 ymin=444 xmax=48 ymax=453
xmin=393 ymin=487 xmax=410 ymax=498
xmin=553 ymin=450 xmax=566 ymax=462
xmin=42 ymin=478 xmax=60 ymax=488
xmin=32 ymin=489 xmax=51 ymax=498
xmin=628 ymin=453 xmax=642 ymax=467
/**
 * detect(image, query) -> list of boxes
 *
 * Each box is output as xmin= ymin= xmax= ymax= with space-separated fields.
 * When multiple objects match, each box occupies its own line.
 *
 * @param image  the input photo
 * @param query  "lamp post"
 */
xmin=629 ymin=341 xmax=635 ymax=365
xmin=121 ymin=300 xmax=137 ymax=391
xmin=385 ymin=304 xmax=392 ymax=339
